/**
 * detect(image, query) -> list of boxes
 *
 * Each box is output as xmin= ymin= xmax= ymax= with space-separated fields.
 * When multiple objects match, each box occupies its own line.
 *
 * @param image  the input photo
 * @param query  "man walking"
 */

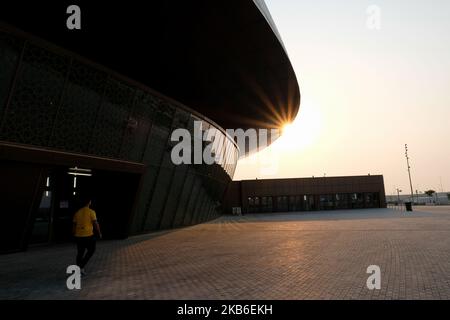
xmin=73 ymin=197 xmax=102 ymax=275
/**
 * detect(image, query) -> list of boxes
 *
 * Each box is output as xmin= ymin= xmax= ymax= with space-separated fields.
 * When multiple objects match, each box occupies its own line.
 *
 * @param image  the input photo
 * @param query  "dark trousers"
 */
xmin=75 ymin=236 xmax=96 ymax=269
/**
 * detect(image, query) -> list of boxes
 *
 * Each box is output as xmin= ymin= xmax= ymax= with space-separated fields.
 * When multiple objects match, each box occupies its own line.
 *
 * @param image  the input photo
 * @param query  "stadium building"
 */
xmin=0 ymin=1 xmax=300 ymax=253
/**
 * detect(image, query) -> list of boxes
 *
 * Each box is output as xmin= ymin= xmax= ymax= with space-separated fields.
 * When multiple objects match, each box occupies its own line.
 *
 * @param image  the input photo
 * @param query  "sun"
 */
xmin=282 ymin=123 xmax=294 ymax=135
xmin=275 ymin=103 xmax=322 ymax=151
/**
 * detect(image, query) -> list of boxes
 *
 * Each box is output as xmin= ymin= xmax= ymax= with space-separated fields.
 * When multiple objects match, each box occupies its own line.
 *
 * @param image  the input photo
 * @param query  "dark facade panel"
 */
xmin=0 ymin=161 xmax=46 ymax=253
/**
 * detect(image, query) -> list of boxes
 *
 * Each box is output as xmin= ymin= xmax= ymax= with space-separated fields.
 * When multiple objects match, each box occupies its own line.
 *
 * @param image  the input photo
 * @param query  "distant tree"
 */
xmin=424 ymin=190 xmax=436 ymax=197
xmin=447 ymin=193 xmax=450 ymax=201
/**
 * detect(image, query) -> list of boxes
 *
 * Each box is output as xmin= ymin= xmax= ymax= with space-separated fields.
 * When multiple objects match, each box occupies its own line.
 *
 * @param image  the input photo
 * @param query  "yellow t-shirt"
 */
xmin=73 ymin=206 xmax=97 ymax=237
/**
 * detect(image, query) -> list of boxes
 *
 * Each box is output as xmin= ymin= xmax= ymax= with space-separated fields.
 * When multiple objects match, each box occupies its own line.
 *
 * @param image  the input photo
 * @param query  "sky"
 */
xmin=233 ymin=0 xmax=450 ymax=195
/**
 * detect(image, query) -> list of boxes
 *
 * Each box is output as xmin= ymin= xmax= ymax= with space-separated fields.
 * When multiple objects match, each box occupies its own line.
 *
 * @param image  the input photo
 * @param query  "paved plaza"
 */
xmin=1 ymin=206 xmax=450 ymax=300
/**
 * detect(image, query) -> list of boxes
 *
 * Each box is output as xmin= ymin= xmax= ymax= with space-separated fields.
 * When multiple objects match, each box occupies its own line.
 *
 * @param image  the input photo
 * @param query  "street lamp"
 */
xmin=405 ymin=144 xmax=414 ymax=204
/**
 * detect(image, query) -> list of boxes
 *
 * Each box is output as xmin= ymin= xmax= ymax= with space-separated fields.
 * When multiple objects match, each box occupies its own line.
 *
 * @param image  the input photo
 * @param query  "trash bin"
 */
xmin=405 ymin=202 xmax=413 ymax=212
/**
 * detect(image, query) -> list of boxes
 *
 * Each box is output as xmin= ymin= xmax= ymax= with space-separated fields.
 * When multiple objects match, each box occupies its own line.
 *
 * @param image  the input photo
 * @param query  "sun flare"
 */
xmin=275 ymin=103 xmax=322 ymax=151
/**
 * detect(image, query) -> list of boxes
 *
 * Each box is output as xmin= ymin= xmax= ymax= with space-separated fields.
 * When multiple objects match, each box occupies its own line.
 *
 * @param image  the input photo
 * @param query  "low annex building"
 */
xmin=224 ymin=175 xmax=387 ymax=214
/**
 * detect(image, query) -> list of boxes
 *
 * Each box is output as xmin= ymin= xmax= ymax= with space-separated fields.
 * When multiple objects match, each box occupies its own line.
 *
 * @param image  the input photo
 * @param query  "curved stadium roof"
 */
xmin=0 ymin=0 xmax=300 ymax=131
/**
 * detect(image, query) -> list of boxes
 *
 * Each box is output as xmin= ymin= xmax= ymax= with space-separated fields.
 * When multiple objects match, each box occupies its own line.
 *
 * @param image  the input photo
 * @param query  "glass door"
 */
xmin=29 ymin=175 xmax=53 ymax=244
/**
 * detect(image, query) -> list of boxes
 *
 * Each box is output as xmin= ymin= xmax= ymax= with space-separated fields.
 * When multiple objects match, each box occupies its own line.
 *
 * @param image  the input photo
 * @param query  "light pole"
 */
xmin=405 ymin=144 xmax=414 ymax=204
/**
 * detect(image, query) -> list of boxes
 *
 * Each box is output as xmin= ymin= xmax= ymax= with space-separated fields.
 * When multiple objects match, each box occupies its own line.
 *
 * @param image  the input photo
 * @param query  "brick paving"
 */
xmin=1 ymin=206 xmax=450 ymax=300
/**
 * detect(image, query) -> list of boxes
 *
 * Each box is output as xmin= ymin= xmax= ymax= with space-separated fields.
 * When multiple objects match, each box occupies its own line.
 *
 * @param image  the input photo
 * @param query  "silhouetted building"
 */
xmin=224 ymin=175 xmax=387 ymax=214
xmin=0 ymin=1 xmax=300 ymax=253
